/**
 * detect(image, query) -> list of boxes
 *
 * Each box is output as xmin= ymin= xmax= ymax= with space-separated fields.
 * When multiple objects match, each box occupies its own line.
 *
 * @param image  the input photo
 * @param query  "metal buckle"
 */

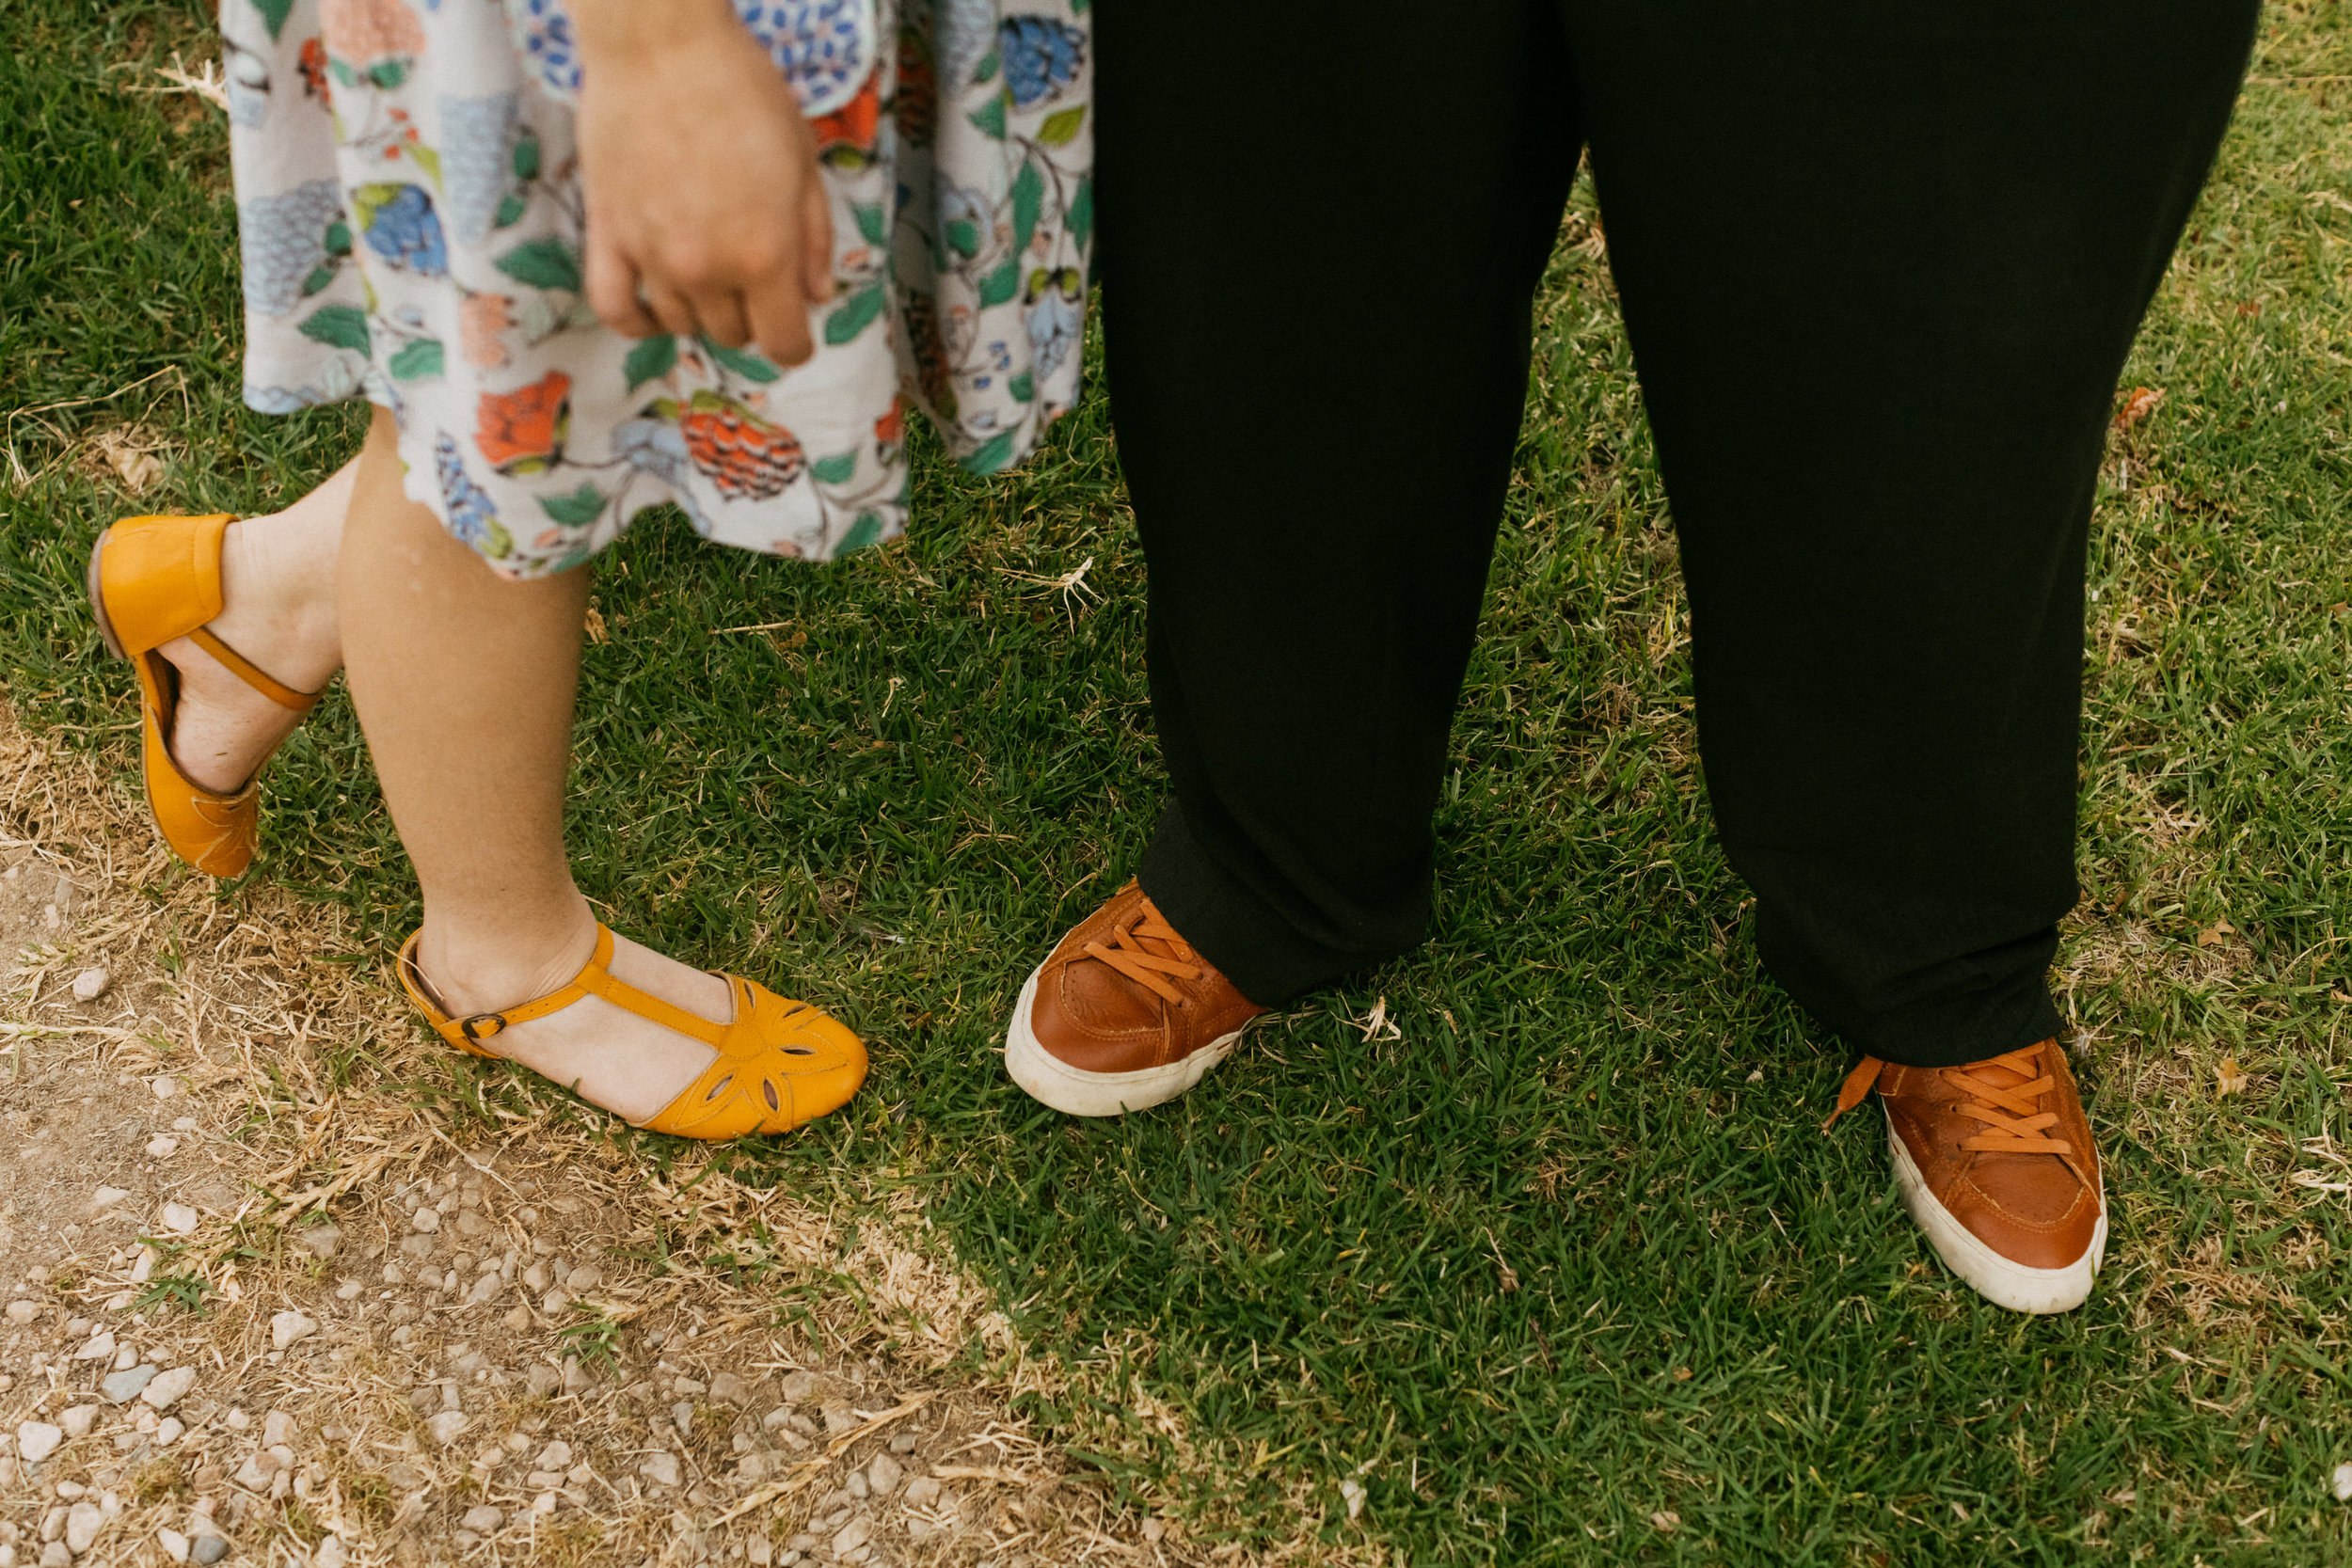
xmin=459 ymin=1013 xmax=507 ymax=1044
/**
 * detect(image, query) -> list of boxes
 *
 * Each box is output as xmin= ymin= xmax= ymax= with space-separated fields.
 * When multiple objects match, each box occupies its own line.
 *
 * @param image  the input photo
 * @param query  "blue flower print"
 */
xmin=735 ymin=0 xmax=875 ymax=117
xmin=508 ymin=0 xmax=582 ymax=98
xmin=936 ymin=0 xmax=996 ymax=83
xmin=1025 ymin=277 xmax=1082 ymax=379
xmin=433 ymin=434 xmax=513 ymax=556
xmin=437 ymin=93 xmax=519 ymax=242
xmin=611 ymin=419 xmax=716 ymax=534
xmin=998 ymin=15 xmax=1083 ymax=109
xmin=240 ymin=178 xmax=344 ymax=317
xmin=359 ymin=183 xmax=450 ymax=276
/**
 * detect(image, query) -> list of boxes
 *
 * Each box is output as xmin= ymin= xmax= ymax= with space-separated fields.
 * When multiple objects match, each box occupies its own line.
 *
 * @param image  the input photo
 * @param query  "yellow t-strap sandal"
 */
xmin=395 ymin=925 xmax=868 ymax=1138
xmin=87 ymin=514 xmax=322 ymax=878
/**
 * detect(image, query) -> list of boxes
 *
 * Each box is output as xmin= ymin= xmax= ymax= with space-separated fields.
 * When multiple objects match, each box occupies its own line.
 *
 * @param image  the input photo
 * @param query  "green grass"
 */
xmin=8 ymin=2 xmax=2352 ymax=1562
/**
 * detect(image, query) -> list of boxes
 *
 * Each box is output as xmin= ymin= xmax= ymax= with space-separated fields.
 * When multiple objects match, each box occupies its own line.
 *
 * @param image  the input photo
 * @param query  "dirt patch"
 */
xmin=0 ymin=703 xmax=1232 ymax=1567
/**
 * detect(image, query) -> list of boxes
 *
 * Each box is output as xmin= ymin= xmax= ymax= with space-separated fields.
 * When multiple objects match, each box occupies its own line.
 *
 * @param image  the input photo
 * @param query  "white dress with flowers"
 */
xmin=223 ymin=0 xmax=1092 ymax=575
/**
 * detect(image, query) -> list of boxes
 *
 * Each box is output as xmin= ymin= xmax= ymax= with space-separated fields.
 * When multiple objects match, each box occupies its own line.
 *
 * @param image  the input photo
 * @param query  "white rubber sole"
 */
xmin=1886 ymin=1106 xmax=2106 ymax=1314
xmin=1002 ymin=964 xmax=1244 ymax=1117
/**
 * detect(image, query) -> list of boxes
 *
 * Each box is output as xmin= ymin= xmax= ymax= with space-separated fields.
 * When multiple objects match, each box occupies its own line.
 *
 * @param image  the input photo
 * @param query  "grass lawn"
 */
xmin=7 ymin=1 xmax=2352 ymax=1561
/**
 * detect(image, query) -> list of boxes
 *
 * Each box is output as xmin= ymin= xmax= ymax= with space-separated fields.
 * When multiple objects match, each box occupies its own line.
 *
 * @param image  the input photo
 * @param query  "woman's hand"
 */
xmin=572 ymin=0 xmax=833 ymax=366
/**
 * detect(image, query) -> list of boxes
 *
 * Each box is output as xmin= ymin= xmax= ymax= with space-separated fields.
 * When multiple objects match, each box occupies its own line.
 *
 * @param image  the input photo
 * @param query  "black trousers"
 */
xmin=1097 ymin=0 xmax=2257 ymax=1067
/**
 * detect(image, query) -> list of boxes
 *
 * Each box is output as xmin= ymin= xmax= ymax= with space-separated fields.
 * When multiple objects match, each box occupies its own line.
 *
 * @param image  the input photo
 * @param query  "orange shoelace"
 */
xmin=1824 ymin=1039 xmax=2088 ymax=1180
xmin=1081 ymin=908 xmax=1204 ymax=1005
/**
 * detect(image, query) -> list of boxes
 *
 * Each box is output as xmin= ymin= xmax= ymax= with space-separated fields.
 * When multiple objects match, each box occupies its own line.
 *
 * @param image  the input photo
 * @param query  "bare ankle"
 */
xmin=414 ymin=908 xmax=598 ymax=1017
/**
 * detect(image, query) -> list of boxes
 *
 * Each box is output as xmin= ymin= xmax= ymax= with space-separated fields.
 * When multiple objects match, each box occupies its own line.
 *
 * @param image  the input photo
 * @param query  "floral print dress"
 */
xmin=224 ymin=0 xmax=1092 ymax=575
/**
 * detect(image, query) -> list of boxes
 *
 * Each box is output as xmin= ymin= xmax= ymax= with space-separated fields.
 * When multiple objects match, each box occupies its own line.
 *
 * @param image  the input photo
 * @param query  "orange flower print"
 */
xmin=476 ymin=371 xmax=570 ymax=475
xmin=296 ymin=37 xmax=330 ymax=101
xmin=812 ymin=77 xmax=882 ymax=159
xmin=321 ymin=0 xmax=424 ymax=71
xmin=459 ymin=293 xmax=513 ymax=370
xmin=873 ymin=400 xmax=905 ymax=447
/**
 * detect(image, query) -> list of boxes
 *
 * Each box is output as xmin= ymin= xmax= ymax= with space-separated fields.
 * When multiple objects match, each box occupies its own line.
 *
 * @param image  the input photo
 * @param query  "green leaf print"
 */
xmin=1067 ymin=177 xmax=1093 ymax=249
xmin=328 ymin=57 xmax=360 ymax=89
xmin=387 ymin=338 xmax=444 ymax=380
xmin=854 ymin=203 xmax=888 ymax=245
xmin=253 ymin=0 xmax=294 ymax=40
xmin=297 ymin=305 xmax=371 ymax=353
xmin=698 ymin=337 xmax=783 ymax=384
xmin=976 ymin=258 xmax=1020 ymax=309
xmin=496 ymin=237 xmax=582 ymax=293
xmin=967 ymin=96 xmax=1007 ymax=141
xmin=493 ymin=192 xmax=527 ymax=230
xmin=823 ymin=285 xmax=886 ymax=345
xmin=973 ymin=51 xmax=999 ymax=85
xmin=960 ymin=432 xmax=1017 ymax=477
xmin=513 ymin=131 xmax=542 ymax=182
xmin=944 ymin=219 xmax=980 ymax=259
xmin=624 ymin=334 xmax=678 ymax=391
xmin=1037 ymin=105 xmax=1087 ymax=147
xmin=536 ymin=484 xmax=608 ymax=528
xmin=1009 ymin=372 xmax=1034 ymax=404
xmin=836 ymin=513 xmax=886 ymax=554
xmin=408 ymin=143 xmax=443 ymax=188
xmin=368 ymin=58 xmax=408 ymax=90
xmin=325 ymin=218 xmax=352 ymax=257
xmin=1010 ymin=162 xmax=1043 ymax=253
xmin=810 ymin=451 xmax=858 ymax=484
xmin=299 ymin=265 xmax=338 ymax=299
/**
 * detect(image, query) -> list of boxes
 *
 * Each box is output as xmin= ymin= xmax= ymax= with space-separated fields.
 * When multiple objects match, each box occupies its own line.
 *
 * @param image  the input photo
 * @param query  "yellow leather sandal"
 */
xmin=396 ymin=925 xmax=868 ymax=1138
xmin=87 ymin=514 xmax=321 ymax=879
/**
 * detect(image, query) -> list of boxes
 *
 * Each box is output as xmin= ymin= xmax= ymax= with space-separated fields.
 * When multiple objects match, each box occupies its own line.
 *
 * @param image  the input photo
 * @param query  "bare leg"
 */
xmin=339 ymin=405 xmax=730 ymax=1120
xmin=158 ymin=462 xmax=355 ymax=793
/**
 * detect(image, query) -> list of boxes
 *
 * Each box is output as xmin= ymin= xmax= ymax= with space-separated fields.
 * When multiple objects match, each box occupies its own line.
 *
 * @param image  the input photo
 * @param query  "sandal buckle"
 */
xmin=459 ymin=1013 xmax=508 ymax=1044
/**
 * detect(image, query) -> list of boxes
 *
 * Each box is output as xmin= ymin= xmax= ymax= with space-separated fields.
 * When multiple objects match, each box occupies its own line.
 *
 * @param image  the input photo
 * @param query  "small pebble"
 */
xmin=64 ymin=1503 xmax=103 ymax=1556
xmin=866 ymin=1453 xmax=902 ymax=1495
xmin=91 ymin=1187 xmax=130 ymax=1212
xmin=71 ymin=968 xmax=110 ymax=1003
xmin=171 ymin=1117 xmax=198 ymax=1132
xmin=101 ymin=1366 xmax=157 ymax=1404
xmin=268 ymin=1312 xmax=317 ymax=1351
xmin=156 ymin=1527 xmax=190 ymax=1563
xmin=563 ymin=1263 xmax=601 ymax=1292
xmin=410 ymin=1208 xmax=439 ymax=1233
xmin=459 ymin=1506 xmax=501 ymax=1533
xmin=58 ymin=1406 xmax=99 ymax=1439
xmin=190 ymin=1536 xmax=229 ymax=1565
xmin=72 ymin=1331 xmax=117 ymax=1362
xmin=155 ymin=1418 xmax=184 ymax=1446
xmin=426 ymin=1412 xmax=469 ymax=1448
xmin=150 ymin=1077 xmax=178 ymax=1101
xmin=159 ymin=1204 xmax=199 ymax=1235
xmin=297 ymin=1226 xmax=341 ymax=1259
xmin=639 ymin=1452 xmax=680 ymax=1488
xmin=145 ymin=1136 xmax=178 ymax=1159
xmin=903 ymin=1477 xmax=941 ymax=1510
xmin=142 ymin=1368 xmax=196 ymax=1411
xmin=2334 ymin=1462 xmax=2352 ymax=1503
xmin=534 ymin=1440 xmax=572 ymax=1470
xmin=709 ymin=1371 xmax=751 ymax=1405
xmin=6 ymin=1300 xmax=38 ymax=1325
xmin=888 ymin=1433 xmax=918 ymax=1454
xmin=261 ymin=1411 xmax=295 ymax=1449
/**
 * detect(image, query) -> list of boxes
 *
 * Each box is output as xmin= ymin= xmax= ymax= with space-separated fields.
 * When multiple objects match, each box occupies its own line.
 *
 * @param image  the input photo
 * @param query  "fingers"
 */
xmin=685 ymin=288 xmax=755 ymax=351
xmin=799 ymin=178 xmax=835 ymax=309
xmin=745 ymin=275 xmax=816 ymax=368
xmin=584 ymin=227 xmax=664 ymax=341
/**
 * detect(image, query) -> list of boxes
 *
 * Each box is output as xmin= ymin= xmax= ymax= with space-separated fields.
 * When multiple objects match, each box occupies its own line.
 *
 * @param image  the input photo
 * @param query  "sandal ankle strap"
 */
xmin=397 ymin=925 xmax=734 ymax=1058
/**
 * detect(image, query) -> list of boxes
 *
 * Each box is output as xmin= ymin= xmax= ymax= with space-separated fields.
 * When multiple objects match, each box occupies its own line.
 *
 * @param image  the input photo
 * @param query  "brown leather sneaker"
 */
xmin=1005 ymin=881 xmax=1266 ymax=1116
xmin=1826 ymin=1038 xmax=2106 ymax=1314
